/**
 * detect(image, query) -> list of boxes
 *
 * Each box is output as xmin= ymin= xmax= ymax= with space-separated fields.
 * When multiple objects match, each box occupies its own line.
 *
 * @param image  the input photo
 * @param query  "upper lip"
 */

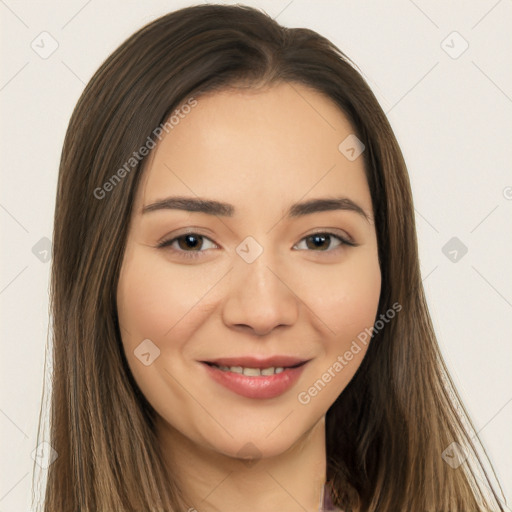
xmin=202 ymin=356 xmax=310 ymax=369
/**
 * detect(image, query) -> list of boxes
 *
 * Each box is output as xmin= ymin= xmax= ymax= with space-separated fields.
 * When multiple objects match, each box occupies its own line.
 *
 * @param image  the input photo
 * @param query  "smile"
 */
xmin=209 ymin=363 xmax=288 ymax=376
xmin=200 ymin=358 xmax=309 ymax=399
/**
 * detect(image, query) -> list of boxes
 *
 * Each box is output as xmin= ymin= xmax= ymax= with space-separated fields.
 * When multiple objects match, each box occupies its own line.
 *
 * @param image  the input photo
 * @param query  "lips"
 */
xmin=199 ymin=355 xmax=310 ymax=399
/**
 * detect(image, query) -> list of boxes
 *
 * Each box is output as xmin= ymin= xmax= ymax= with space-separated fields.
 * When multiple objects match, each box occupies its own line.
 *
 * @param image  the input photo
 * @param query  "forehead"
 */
xmin=136 ymin=82 xmax=371 ymax=215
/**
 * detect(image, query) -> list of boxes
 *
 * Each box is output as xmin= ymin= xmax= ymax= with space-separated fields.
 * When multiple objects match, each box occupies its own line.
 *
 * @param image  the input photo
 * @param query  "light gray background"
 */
xmin=1 ymin=1 xmax=511 ymax=510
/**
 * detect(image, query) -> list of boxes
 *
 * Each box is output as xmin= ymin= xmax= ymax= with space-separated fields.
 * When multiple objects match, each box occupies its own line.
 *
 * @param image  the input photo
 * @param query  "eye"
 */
xmin=157 ymin=230 xmax=356 ymax=260
xmin=293 ymin=231 xmax=355 ymax=252
xmin=157 ymin=233 xmax=218 ymax=259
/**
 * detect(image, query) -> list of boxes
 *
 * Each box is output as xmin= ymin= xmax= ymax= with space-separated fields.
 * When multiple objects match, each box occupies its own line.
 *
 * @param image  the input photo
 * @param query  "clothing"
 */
xmin=320 ymin=483 xmax=344 ymax=511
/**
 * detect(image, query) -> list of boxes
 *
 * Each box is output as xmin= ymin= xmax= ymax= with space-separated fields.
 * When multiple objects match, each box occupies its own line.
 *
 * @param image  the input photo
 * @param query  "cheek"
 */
xmin=296 ymin=248 xmax=381 ymax=405
xmin=303 ymin=247 xmax=381 ymax=338
xmin=116 ymin=247 xmax=223 ymax=406
xmin=116 ymin=248 xmax=225 ymax=434
xmin=117 ymin=248 xmax=217 ymax=347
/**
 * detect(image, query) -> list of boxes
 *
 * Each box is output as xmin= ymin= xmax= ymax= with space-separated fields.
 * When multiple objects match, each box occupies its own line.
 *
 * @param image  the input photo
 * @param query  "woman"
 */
xmin=37 ymin=4 xmax=505 ymax=511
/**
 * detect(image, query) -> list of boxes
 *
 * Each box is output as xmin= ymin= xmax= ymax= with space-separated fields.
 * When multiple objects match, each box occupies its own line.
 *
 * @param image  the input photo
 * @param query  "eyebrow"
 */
xmin=142 ymin=196 xmax=371 ymax=222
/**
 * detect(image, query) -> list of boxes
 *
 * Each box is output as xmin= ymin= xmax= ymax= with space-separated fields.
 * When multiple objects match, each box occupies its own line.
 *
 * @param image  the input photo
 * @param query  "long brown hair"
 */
xmin=35 ymin=4 xmax=505 ymax=511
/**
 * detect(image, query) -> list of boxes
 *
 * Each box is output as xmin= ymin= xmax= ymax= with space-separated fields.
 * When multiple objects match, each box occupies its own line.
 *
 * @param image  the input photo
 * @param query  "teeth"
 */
xmin=213 ymin=364 xmax=286 ymax=376
xmin=243 ymin=367 xmax=261 ymax=376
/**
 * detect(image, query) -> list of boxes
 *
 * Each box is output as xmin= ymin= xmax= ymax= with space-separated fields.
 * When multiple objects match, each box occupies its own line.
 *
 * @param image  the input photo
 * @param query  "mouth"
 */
xmin=199 ymin=356 xmax=310 ymax=399
xmin=201 ymin=355 xmax=309 ymax=371
xmin=202 ymin=360 xmax=307 ymax=376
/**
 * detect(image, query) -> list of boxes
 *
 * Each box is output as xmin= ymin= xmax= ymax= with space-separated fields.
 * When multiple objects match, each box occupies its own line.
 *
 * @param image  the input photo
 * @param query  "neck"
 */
xmin=157 ymin=416 xmax=327 ymax=512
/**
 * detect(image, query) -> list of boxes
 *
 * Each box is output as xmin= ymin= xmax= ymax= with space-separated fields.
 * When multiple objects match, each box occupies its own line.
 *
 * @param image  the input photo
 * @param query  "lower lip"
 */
xmin=201 ymin=362 xmax=307 ymax=399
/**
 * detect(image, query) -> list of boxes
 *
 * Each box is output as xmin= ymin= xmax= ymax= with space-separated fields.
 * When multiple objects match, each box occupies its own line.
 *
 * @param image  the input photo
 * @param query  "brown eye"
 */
xmin=157 ymin=233 xmax=218 ymax=259
xmin=176 ymin=234 xmax=204 ymax=251
xmin=294 ymin=232 xmax=354 ymax=252
xmin=305 ymin=233 xmax=332 ymax=251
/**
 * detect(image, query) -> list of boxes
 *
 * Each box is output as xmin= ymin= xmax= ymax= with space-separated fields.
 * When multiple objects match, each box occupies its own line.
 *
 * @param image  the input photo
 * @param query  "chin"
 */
xmin=200 ymin=415 xmax=325 ymax=464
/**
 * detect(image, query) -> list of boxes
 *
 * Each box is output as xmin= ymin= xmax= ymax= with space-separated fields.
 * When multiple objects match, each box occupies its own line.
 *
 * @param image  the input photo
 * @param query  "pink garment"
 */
xmin=320 ymin=482 xmax=344 ymax=511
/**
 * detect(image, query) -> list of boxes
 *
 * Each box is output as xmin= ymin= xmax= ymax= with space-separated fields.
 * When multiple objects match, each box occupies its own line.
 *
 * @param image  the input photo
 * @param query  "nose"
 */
xmin=221 ymin=247 xmax=299 ymax=337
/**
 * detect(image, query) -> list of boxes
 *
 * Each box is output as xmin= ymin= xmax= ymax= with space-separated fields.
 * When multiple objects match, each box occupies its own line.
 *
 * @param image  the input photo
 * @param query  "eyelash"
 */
xmin=156 ymin=231 xmax=356 ymax=260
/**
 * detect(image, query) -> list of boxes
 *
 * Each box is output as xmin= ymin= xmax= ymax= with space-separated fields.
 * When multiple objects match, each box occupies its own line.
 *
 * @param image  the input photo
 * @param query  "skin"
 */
xmin=116 ymin=82 xmax=381 ymax=512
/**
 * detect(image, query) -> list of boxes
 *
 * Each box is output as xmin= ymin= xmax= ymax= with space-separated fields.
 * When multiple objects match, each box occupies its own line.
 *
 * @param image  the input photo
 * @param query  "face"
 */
xmin=116 ymin=82 xmax=381 ymax=461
